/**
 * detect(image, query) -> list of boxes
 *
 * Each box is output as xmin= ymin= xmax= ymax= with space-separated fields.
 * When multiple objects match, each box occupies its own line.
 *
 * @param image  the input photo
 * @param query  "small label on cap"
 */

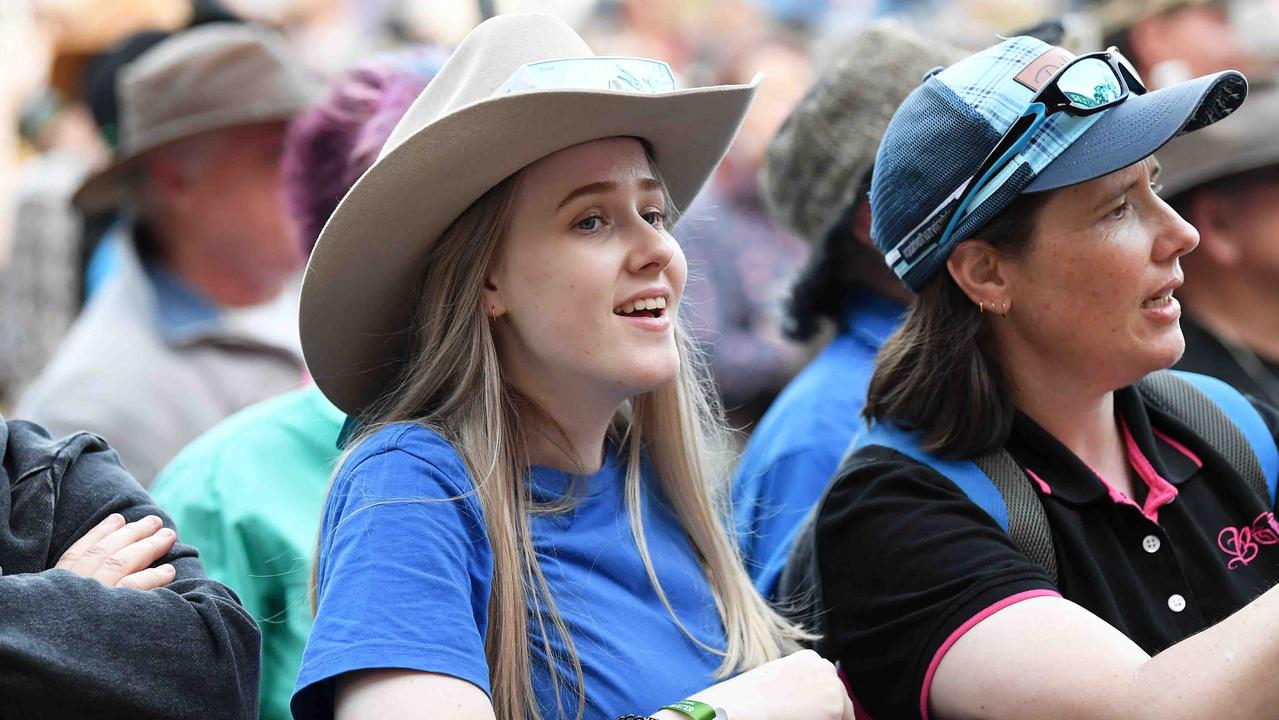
xmin=1014 ymin=46 xmax=1076 ymax=91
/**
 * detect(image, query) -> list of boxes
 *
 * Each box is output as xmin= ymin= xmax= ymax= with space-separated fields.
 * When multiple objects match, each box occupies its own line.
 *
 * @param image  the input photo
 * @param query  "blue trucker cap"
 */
xmin=870 ymin=36 xmax=1248 ymax=292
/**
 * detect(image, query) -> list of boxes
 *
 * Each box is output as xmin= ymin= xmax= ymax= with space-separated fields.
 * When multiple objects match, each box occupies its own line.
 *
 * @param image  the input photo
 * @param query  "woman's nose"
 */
xmin=1156 ymin=200 xmax=1201 ymax=261
xmin=628 ymin=218 xmax=677 ymax=274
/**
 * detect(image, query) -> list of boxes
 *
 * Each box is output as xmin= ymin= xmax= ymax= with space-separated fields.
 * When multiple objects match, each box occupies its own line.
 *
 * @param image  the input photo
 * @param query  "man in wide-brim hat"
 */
xmin=16 ymin=22 xmax=319 ymax=484
xmin=1160 ymin=78 xmax=1279 ymax=406
xmin=1086 ymin=0 xmax=1279 ymax=87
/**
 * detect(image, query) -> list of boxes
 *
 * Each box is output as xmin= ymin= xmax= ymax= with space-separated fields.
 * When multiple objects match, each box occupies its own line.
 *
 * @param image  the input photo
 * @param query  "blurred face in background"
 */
xmin=720 ymin=38 xmax=812 ymax=181
xmin=150 ymin=121 xmax=304 ymax=302
xmin=1127 ymin=0 xmax=1279 ymax=86
xmin=1193 ymin=172 xmax=1279 ymax=280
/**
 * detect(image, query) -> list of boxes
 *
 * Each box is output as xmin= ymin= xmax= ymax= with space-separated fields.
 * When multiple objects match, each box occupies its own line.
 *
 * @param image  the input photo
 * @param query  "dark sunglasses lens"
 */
xmin=1113 ymin=52 xmax=1147 ymax=93
xmin=1056 ymin=58 xmax=1124 ymax=110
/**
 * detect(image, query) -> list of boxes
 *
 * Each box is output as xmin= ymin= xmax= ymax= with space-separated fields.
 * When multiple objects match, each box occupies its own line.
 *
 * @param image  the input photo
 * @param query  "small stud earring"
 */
xmin=978 ymin=300 xmax=985 ymax=314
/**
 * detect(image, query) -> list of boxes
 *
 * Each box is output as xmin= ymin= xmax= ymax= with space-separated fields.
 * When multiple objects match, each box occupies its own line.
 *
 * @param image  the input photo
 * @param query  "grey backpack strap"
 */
xmin=973 ymin=448 xmax=1058 ymax=584
xmin=1137 ymin=370 xmax=1270 ymax=507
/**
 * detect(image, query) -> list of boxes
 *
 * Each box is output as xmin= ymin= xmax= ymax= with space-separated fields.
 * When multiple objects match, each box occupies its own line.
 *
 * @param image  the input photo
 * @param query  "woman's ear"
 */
xmin=480 ymin=267 xmax=506 ymax=319
xmin=947 ymin=239 xmax=1014 ymax=315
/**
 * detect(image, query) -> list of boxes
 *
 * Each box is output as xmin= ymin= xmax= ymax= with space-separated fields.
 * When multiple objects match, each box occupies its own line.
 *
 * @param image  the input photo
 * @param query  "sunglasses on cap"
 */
xmin=885 ymin=47 xmax=1147 ymax=277
xmin=493 ymin=56 xmax=678 ymax=97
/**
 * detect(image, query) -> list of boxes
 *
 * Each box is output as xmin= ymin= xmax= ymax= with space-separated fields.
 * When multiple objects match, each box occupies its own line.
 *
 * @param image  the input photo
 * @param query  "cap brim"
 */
xmin=300 ymin=81 xmax=759 ymax=417
xmin=1026 ymin=70 xmax=1248 ymax=193
xmin=1158 ymin=81 xmax=1279 ymax=199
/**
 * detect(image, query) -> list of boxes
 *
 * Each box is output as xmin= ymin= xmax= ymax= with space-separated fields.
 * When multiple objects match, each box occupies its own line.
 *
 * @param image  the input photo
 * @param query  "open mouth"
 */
xmin=1141 ymin=290 xmax=1174 ymax=309
xmin=614 ymin=296 xmax=668 ymax=319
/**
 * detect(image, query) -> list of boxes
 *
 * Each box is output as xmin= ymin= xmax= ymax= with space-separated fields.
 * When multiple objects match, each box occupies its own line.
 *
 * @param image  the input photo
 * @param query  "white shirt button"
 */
xmin=1142 ymin=535 xmax=1161 ymax=553
xmin=1168 ymin=594 xmax=1187 ymax=613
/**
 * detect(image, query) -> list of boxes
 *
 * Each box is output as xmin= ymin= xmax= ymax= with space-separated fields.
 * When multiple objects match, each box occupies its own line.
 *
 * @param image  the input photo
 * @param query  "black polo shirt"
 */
xmin=814 ymin=385 xmax=1279 ymax=720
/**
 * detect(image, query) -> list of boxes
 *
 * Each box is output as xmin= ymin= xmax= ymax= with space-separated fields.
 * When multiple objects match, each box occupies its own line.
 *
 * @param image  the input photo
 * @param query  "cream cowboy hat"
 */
xmin=301 ymin=12 xmax=760 ymax=417
xmin=72 ymin=23 xmax=318 ymax=212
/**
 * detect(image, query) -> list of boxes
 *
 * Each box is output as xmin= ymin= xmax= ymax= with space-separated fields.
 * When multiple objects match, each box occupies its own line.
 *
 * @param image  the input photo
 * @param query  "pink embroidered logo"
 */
xmin=1218 ymin=512 xmax=1279 ymax=569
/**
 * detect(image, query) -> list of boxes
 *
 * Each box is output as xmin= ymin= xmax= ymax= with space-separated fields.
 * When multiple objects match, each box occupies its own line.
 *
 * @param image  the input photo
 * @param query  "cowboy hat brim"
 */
xmin=71 ymin=97 xmax=312 ymax=213
xmin=301 ymin=79 xmax=759 ymax=417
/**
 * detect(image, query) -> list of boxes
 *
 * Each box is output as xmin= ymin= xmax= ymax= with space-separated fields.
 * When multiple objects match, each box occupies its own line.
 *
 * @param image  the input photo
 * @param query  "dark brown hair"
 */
xmin=783 ymin=180 xmax=885 ymax=342
xmin=863 ymin=190 xmax=1050 ymax=459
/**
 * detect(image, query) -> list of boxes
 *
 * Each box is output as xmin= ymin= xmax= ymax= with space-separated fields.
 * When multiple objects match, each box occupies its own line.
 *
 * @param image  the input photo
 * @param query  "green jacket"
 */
xmin=152 ymin=386 xmax=344 ymax=720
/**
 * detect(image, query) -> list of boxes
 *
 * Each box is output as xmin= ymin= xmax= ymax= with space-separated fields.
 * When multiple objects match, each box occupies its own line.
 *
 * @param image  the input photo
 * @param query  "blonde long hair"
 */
xmin=339 ymin=151 xmax=807 ymax=720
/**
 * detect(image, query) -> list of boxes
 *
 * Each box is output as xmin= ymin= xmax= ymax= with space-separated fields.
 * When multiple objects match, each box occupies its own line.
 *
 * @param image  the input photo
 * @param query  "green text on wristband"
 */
xmin=661 ymin=699 xmax=718 ymax=720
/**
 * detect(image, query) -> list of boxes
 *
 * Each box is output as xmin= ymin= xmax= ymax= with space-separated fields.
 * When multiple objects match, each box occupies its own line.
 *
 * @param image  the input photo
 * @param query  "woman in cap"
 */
xmin=291 ymin=14 xmax=850 ymax=720
xmin=807 ymin=35 xmax=1279 ymax=720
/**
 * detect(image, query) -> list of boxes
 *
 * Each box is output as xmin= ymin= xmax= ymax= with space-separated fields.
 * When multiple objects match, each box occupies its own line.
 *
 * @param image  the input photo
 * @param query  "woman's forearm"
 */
xmin=1128 ymin=583 xmax=1279 ymax=719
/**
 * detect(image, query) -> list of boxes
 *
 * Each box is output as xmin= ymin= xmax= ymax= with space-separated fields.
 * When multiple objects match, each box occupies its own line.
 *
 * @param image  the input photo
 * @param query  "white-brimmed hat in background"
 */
xmin=72 ymin=22 xmax=319 ymax=212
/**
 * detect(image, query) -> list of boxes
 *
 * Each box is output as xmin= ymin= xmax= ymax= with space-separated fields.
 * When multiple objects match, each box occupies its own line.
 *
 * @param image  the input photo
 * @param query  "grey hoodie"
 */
xmin=0 ymin=417 xmax=260 ymax=718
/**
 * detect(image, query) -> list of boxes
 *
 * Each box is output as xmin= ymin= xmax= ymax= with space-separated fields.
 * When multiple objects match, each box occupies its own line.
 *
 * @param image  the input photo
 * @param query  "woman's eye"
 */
xmin=1108 ymin=201 xmax=1129 ymax=220
xmin=576 ymin=215 xmax=603 ymax=231
xmin=643 ymin=210 xmax=665 ymax=228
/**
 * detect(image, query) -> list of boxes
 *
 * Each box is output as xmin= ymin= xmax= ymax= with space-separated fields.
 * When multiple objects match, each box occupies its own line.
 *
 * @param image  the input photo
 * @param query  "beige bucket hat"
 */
xmin=301 ymin=12 xmax=759 ymax=417
xmin=72 ymin=22 xmax=318 ymax=212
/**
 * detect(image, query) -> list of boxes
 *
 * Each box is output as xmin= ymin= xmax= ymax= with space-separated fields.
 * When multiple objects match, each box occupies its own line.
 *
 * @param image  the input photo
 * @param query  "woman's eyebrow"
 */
xmin=557 ymin=177 xmax=663 ymax=210
xmin=558 ymin=181 xmax=618 ymax=210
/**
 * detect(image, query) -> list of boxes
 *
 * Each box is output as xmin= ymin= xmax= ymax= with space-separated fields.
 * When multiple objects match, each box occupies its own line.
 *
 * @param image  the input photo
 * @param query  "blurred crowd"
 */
xmin=5 ymin=0 xmax=1279 ymax=718
xmin=0 ymin=0 xmax=1091 ymax=426
xmin=5 ymin=0 xmax=1279 ymax=429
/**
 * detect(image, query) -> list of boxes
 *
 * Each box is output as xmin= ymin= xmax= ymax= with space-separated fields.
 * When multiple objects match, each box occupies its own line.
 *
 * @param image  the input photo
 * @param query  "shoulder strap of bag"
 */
xmin=972 ymin=449 xmax=1058 ymax=584
xmin=853 ymin=422 xmax=1058 ymax=583
xmin=776 ymin=421 xmax=1064 ymax=647
xmin=1137 ymin=370 xmax=1278 ymax=508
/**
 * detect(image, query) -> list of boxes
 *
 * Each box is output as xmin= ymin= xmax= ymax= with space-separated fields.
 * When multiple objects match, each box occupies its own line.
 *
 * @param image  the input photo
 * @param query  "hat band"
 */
xmin=493 ymin=56 xmax=678 ymax=97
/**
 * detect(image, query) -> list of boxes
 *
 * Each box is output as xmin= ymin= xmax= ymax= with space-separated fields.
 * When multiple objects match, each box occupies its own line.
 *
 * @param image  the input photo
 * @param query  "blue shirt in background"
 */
xmin=733 ymin=290 xmax=904 ymax=597
xmin=293 ymin=423 xmax=728 ymax=719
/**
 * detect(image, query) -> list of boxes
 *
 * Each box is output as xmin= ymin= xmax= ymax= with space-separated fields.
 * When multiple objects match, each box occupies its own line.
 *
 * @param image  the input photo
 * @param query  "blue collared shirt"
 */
xmin=144 ymin=264 xmax=222 ymax=345
xmin=732 ymin=290 xmax=905 ymax=597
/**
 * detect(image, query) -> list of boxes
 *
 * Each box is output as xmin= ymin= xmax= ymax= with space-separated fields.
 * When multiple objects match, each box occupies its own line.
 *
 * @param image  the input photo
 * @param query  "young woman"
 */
xmin=810 ymin=35 xmax=1279 ymax=720
xmin=291 ymin=14 xmax=850 ymax=720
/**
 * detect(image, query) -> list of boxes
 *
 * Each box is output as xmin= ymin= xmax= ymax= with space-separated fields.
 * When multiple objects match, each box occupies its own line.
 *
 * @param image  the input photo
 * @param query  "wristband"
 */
xmin=661 ymin=699 xmax=728 ymax=720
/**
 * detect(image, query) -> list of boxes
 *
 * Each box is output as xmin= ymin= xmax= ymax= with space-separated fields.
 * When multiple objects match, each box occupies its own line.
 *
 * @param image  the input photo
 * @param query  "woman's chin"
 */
xmin=618 ymin=358 xmax=681 ymax=397
xmin=1139 ymin=332 xmax=1186 ymax=376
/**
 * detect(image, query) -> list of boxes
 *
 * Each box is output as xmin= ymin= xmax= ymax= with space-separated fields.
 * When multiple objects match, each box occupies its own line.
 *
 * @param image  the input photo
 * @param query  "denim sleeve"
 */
xmin=0 ymin=423 xmax=261 ymax=719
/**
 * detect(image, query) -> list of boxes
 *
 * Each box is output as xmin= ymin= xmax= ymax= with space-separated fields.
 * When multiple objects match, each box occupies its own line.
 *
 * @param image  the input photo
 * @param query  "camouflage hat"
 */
xmin=758 ymin=21 xmax=964 ymax=245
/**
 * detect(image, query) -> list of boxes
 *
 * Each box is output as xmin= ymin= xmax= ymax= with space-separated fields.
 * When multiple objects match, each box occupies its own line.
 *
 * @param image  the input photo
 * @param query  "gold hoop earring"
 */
xmin=978 ymin=300 xmax=985 ymax=314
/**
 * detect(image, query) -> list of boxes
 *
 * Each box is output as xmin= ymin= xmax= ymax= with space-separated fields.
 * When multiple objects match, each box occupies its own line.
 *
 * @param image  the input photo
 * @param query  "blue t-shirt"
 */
xmin=292 ymin=423 xmax=728 ymax=719
xmin=733 ymin=291 xmax=904 ymax=597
